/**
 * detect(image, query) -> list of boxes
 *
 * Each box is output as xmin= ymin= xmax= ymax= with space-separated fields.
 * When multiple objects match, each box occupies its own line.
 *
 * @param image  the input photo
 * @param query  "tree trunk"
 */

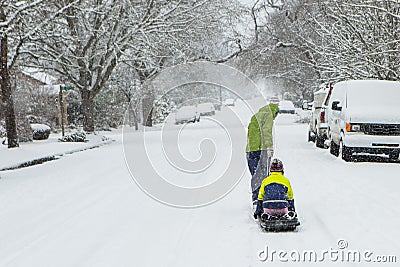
xmin=142 ymin=96 xmax=153 ymax=127
xmin=133 ymin=109 xmax=139 ymax=131
xmin=129 ymin=106 xmax=139 ymax=131
xmin=0 ymin=14 xmax=19 ymax=148
xmin=81 ymin=90 xmax=95 ymax=132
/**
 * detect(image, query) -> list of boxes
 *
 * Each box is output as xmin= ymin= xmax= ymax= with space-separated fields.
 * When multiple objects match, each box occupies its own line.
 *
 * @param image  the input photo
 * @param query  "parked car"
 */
xmin=213 ymin=102 xmax=222 ymax=111
xmin=269 ymin=96 xmax=280 ymax=105
xmin=278 ymin=100 xmax=295 ymax=114
xmin=197 ymin=103 xmax=216 ymax=116
xmin=301 ymin=100 xmax=312 ymax=110
xmin=223 ymin=98 xmax=235 ymax=106
xmin=308 ymin=84 xmax=333 ymax=147
xmin=175 ymin=106 xmax=200 ymax=124
xmin=327 ymin=80 xmax=400 ymax=161
xmin=293 ymin=99 xmax=303 ymax=108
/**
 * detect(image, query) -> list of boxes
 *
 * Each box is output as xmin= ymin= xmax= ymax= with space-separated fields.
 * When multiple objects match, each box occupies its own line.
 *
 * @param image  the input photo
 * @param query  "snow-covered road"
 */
xmin=0 ymin=98 xmax=399 ymax=266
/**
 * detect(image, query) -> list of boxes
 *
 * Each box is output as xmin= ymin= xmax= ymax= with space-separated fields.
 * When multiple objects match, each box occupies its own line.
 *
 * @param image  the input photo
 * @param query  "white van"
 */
xmin=327 ymin=80 xmax=400 ymax=161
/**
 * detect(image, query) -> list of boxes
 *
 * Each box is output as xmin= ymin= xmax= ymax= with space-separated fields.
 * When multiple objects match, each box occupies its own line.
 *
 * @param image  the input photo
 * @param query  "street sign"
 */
xmin=61 ymin=85 xmax=74 ymax=91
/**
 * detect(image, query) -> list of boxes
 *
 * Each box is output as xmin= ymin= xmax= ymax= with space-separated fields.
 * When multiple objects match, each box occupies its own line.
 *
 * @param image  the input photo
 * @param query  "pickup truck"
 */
xmin=308 ymin=84 xmax=333 ymax=148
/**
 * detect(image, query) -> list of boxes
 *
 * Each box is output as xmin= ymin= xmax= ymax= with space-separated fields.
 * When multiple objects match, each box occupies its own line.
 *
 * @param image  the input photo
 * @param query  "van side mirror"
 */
xmin=331 ymin=101 xmax=342 ymax=111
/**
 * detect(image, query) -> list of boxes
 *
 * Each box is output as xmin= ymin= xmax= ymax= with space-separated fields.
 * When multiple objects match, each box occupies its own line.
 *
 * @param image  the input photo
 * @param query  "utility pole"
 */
xmin=58 ymin=85 xmax=74 ymax=136
xmin=58 ymin=86 xmax=65 ymax=137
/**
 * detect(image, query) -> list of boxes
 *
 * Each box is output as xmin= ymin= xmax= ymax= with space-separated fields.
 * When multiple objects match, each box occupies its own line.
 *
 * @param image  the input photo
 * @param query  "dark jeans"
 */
xmin=252 ymin=187 xmax=260 ymax=202
xmin=246 ymin=151 xmax=261 ymax=176
xmin=247 ymin=151 xmax=262 ymax=202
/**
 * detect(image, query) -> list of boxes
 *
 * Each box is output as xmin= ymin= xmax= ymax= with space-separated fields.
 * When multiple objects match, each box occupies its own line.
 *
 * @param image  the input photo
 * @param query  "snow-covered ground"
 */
xmin=0 ymin=132 xmax=115 ymax=170
xmin=0 ymin=98 xmax=399 ymax=266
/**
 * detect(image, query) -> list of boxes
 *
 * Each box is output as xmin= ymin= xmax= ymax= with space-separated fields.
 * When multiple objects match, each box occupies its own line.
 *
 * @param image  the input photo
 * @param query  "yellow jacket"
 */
xmin=257 ymin=172 xmax=294 ymax=201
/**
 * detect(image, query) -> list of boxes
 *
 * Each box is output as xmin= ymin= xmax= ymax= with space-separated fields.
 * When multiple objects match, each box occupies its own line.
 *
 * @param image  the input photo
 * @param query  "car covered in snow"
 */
xmin=327 ymin=80 xmax=400 ymax=161
xmin=268 ymin=96 xmax=280 ymax=105
xmin=308 ymin=84 xmax=333 ymax=147
xmin=223 ymin=98 xmax=235 ymax=106
xmin=278 ymin=101 xmax=295 ymax=114
xmin=175 ymin=106 xmax=200 ymax=124
xmin=197 ymin=103 xmax=216 ymax=116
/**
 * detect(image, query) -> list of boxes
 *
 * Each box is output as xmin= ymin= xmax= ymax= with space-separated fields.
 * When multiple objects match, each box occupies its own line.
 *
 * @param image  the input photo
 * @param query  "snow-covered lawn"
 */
xmin=0 ymin=98 xmax=398 ymax=266
xmin=0 ymin=132 xmax=116 ymax=170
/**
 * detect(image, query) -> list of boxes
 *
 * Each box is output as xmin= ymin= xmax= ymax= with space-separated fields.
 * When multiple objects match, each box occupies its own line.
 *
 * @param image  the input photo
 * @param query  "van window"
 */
xmin=313 ymin=92 xmax=326 ymax=108
xmin=329 ymin=83 xmax=346 ymax=108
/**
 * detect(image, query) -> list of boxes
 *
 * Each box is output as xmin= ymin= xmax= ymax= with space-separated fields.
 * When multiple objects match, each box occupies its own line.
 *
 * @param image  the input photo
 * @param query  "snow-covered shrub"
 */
xmin=153 ymin=97 xmax=176 ymax=124
xmin=31 ymin=123 xmax=51 ymax=140
xmin=101 ymin=135 xmax=111 ymax=142
xmin=58 ymin=131 xmax=87 ymax=142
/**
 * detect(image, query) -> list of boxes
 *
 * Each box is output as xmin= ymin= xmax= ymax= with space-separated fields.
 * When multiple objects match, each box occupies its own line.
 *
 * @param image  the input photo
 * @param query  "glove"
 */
xmin=267 ymin=147 xmax=274 ymax=158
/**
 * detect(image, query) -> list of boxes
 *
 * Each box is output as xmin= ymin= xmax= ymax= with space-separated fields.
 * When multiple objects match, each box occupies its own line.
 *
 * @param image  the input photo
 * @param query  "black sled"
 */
xmin=257 ymin=213 xmax=300 ymax=232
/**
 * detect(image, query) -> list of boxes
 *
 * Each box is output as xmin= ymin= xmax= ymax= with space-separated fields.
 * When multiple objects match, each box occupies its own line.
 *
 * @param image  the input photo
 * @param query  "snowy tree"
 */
xmin=0 ymin=0 xmax=69 ymax=147
xmin=0 ymin=0 xmax=43 ymax=147
xmin=125 ymin=0 xmax=245 ymax=126
xmin=28 ymin=0 xmax=243 ymax=131
xmin=236 ymin=0 xmax=400 ymax=99
xmin=303 ymin=0 xmax=400 ymax=81
xmin=103 ymin=63 xmax=142 ymax=130
xmin=92 ymin=62 xmax=143 ymax=130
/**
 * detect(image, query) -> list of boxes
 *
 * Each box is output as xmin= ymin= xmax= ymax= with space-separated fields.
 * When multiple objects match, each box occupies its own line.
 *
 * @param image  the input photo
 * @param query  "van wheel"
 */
xmin=315 ymin=134 xmax=325 ymax=148
xmin=330 ymin=139 xmax=339 ymax=157
xmin=389 ymin=151 xmax=399 ymax=161
xmin=339 ymin=139 xmax=353 ymax=162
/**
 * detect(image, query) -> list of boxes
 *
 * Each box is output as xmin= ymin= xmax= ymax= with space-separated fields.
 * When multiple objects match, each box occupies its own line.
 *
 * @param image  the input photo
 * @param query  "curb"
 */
xmin=0 ymin=139 xmax=114 ymax=171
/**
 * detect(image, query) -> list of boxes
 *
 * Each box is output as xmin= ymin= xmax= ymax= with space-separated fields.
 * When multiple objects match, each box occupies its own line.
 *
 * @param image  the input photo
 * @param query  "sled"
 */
xmin=258 ymin=214 xmax=300 ymax=232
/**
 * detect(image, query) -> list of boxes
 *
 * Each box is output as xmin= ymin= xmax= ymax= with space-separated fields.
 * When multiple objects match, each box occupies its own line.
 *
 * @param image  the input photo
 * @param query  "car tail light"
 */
xmin=320 ymin=111 xmax=325 ymax=123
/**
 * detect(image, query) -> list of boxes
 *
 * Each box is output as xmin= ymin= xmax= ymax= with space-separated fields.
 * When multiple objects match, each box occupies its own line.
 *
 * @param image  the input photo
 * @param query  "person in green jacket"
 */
xmin=246 ymin=103 xmax=278 ymax=202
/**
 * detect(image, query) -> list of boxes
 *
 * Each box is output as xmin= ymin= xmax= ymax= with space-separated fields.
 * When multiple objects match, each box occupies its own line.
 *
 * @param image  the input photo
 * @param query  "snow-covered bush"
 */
xmin=101 ymin=135 xmax=111 ymax=142
xmin=58 ymin=132 xmax=87 ymax=142
xmin=153 ymin=98 xmax=176 ymax=124
xmin=31 ymin=124 xmax=51 ymax=140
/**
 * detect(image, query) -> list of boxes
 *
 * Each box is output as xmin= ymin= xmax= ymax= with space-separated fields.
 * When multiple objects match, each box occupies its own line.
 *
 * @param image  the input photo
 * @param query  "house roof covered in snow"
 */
xmin=21 ymin=67 xmax=58 ymax=85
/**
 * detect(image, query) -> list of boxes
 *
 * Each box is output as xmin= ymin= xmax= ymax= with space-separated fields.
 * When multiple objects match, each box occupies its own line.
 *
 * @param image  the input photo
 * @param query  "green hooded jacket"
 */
xmin=246 ymin=104 xmax=278 ymax=152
